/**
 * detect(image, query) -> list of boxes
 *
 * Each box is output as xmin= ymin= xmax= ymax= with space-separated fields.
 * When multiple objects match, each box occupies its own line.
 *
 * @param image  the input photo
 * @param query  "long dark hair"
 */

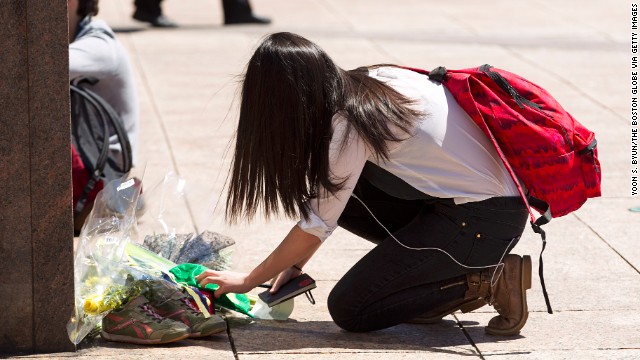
xmin=226 ymin=32 xmax=422 ymax=223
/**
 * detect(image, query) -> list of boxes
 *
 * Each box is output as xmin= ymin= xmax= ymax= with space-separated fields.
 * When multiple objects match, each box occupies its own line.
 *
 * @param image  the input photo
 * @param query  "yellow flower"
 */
xmin=83 ymin=294 xmax=103 ymax=315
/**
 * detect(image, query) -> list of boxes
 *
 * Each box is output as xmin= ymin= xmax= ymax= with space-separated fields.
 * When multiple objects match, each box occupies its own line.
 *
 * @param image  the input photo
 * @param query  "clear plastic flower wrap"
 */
xmin=136 ymin=172 xmax=235 ymax=272
xmin=67 ymin=176 xmax=146 ymax=344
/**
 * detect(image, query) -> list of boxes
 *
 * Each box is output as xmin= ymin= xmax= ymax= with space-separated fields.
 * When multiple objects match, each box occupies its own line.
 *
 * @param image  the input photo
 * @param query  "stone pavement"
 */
xmin=8 ymin=0 xmax=639 ymax=359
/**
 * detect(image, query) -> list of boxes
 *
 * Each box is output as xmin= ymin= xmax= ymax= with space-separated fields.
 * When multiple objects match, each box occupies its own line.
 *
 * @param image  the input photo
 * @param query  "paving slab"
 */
xmin=224 ymin=223 xmax=381 ymax=277
xmin=229 ymin=313 xmax=478 ymax=357
xmin=457 ymin=310 xmax=640 ymax=356
xmin=240 ymin=353 xmax=481 ymax=360
xmin=507 ymin=213 xmax=640 ymax=313
xmin=573 ymin=198 xmax=640 ymax=272
xmin=250 ymin=0 xmax=350 ymax=32
xmin=484 ymin=350 xmax=640 ymax=360
xmin=6 ymin=336 xmax=235 ymax=359
xmin=231 ymin=280 xmax=479 ymax=357
xmin=376 ymin=40 xmax=518 ymax=70
xmin=505 ymin=47 xmax=627 ymax=117
xmin=161 ymin=0 xmax=224 ymax=26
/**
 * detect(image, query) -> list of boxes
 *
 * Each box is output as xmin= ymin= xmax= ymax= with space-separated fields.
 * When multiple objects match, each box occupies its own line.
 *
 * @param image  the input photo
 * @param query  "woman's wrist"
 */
xmin=245 ymin=271 xmax=265 ymax=290
xmin=292 ymin=264 xmax=303 ymax=272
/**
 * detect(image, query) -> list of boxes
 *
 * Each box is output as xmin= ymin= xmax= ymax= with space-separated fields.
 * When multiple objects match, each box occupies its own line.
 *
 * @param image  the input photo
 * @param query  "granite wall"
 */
xmin=0 ymin=0 xmax=75 ymax=354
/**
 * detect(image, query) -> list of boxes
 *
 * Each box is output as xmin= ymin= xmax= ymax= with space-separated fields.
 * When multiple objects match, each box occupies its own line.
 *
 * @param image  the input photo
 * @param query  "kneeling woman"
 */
xmin=197 ymin=32 xmax=532 ymax=336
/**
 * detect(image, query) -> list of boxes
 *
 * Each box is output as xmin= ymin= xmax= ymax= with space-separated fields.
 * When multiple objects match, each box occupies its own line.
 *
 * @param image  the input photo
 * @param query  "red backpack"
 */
xmin=406 ymin=65 xmax=602 ymax=313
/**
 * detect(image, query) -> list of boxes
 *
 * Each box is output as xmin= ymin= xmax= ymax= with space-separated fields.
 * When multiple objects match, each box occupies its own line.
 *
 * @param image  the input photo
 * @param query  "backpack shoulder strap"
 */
xmin=71 ymin=78 xmax=133 ymax=173
xmin=70 ymin=78 xmax=133 ymax=214
xmin=70 ymin=82 xmax=110 ymax=214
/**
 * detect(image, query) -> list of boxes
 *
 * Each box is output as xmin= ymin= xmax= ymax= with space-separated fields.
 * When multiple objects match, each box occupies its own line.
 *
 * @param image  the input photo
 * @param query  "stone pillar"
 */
xmin=0 ymin=0 xmax=75 ymax=354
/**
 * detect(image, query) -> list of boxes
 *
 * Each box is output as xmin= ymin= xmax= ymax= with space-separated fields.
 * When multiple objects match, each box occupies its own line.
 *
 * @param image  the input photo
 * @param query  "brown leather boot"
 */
xmin=408 ymin=270 xmax=494 ymax=324
xmin=485 ymin=254 xmax=532 ymax=336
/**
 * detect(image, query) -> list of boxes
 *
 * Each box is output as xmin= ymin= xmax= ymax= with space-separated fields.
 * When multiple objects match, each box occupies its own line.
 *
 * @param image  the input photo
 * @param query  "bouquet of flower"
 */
xmin=67 ymin=177 xmax=143 ymax=345
xmin=67 ymin=173 xmax=249 ymax=345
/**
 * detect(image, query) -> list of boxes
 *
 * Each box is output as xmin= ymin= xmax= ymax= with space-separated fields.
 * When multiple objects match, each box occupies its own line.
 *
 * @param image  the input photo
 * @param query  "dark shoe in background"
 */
xmin=133 ymin=0 xmax=178 ymax=27
xmin=134 ymin=13 xmax=179 ymax=28
xmin=222 ymin=0 xmax=271 ymax=25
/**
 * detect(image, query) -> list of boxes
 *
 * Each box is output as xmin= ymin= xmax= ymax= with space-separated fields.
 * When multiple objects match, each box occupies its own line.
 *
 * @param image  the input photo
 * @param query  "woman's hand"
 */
xmin=196 ymin=270 xmax=253 ymax=298
xmin=196 ymin=225 xmax=320 ymax=299
xmin=269 ymin=266 xmax=303 ymax=294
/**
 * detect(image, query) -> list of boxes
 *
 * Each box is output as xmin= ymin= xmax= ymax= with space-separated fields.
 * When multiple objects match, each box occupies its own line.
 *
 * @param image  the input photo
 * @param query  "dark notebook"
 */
xmin=258 ymin=273 xmax=317 ymax=307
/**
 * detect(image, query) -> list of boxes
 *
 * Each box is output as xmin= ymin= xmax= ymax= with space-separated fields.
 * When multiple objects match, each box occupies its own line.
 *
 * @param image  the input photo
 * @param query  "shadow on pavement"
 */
xmin=75 ymin=334 xmax=231 ymax=352
xmin=227 ymin=318 xmax=524 ymax=355
xmin=112 ymin=26 xmax=147 ymax=34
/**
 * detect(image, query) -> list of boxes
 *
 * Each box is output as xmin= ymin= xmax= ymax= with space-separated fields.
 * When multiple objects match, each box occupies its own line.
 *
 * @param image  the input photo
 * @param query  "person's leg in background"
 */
xmin=133 ymin=0 xmax=178 ymax=27
xmin=222 ymin=0 xmax=271 ymax=24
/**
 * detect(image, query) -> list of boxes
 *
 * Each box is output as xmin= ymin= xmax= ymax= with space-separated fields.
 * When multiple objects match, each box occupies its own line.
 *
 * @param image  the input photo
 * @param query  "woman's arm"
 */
xmin=196 ymin=224 xmax=321 ymax=297
xmin=268 ymin=231 xmax=321 ymax=293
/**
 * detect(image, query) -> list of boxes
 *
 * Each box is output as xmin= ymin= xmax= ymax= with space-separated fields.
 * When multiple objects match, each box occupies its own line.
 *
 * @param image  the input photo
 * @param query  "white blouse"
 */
xmin=297 ymin=66 xmax=519 ymax=241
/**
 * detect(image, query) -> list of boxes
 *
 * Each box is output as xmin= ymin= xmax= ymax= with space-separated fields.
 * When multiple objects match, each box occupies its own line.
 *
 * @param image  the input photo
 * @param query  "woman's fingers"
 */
xmin=270 ymin=276 xmax=284 ymax=293
xmin=195 ymin=269 xmax=218 ymax=282
xmin=194 ymin=270 xmax=251 ymax=298
xmin=197 ymin=270 xmax=225 ymax=288
xmin=198 ymin=275 xmax=227 ymax=298
xmin=213 ymin=286 xmax=225 ymax=299
xmin=198 ymin=276 xmax=220 ymax=287
xmin=270 ymin=269 xmax=293 ymax=293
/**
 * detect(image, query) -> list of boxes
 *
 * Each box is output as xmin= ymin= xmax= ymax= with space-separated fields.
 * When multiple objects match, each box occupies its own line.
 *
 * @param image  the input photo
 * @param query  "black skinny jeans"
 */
xmin=328 ymin=177 xmax=528 ymax=332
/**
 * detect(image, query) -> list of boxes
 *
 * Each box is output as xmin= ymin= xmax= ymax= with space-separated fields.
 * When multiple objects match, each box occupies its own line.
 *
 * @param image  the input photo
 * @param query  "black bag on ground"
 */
xmin=70 ymin=77 xmax=132 ymax=219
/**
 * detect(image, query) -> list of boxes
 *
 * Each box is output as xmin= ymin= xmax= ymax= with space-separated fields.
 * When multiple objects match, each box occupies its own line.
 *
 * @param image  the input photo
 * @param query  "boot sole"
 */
xmin=485 ymin=255 xmax=532 ymax=336
xmin=101 ymin=330 xmax=190 ymax=345
xmin=408 ymin=298 xmax=486 ymax=324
